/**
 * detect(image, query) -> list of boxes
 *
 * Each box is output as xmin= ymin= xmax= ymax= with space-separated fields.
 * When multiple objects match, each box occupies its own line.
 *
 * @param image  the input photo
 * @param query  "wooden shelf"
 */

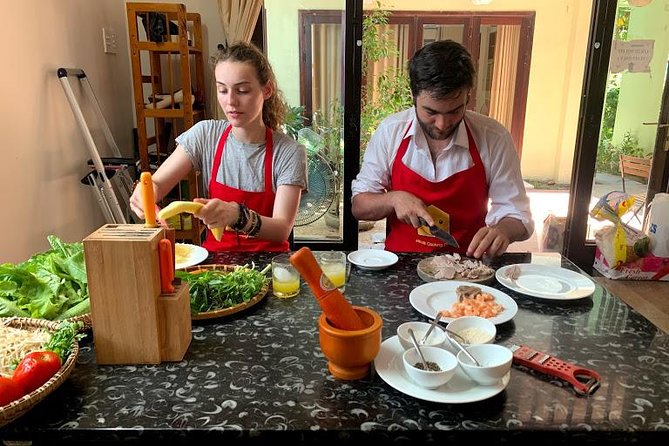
xmin=127 ymin=2 xmax=206 ymax=245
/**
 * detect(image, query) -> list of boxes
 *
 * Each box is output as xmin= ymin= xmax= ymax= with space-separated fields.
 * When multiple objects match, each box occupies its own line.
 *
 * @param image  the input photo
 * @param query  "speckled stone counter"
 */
xmin=1 ymin=252 xmax=667 ymax=445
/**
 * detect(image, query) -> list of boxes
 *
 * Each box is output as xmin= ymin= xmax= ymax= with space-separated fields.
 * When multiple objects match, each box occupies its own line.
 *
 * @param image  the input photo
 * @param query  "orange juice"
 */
xmin=322 ymin=263 xmax=346 ymax=289
xmin=272 ymin=256 xmax=300 ymax=298
xmin=272 ymin=276 xmax=300 ymax=298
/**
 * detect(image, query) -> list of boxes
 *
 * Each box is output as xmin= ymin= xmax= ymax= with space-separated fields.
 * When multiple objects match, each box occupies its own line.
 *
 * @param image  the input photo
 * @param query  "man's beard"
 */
xmin=417 ymin=116 xmax=462 ymax=141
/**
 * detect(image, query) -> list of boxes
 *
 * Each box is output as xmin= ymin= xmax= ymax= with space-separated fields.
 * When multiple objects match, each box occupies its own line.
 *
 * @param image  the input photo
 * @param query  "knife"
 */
xmin=418 ymin=217 xmax=459 ymax=248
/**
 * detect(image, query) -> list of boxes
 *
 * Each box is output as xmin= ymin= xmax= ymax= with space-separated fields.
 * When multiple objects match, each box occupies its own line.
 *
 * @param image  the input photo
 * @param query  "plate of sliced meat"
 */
xmin=417 ymin=254 xmax=495 ymax=284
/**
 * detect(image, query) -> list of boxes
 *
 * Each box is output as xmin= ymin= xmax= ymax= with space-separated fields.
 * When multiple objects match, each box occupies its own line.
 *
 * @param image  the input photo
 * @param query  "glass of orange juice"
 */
xmin=272 ymin=253 xmax=300 ymax=298
xmin=317 ymin=251 xmax=348 ymax=293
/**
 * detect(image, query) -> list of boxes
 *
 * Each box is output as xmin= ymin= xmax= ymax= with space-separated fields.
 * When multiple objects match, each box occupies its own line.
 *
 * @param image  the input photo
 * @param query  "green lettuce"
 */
xmin=0 ymin=235 xmax=88 ymax=319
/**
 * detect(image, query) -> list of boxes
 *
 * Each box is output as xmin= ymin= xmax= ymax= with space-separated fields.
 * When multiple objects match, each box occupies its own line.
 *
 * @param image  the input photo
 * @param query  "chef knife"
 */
xmin=418 ymin=217 xmax=459 ymax=248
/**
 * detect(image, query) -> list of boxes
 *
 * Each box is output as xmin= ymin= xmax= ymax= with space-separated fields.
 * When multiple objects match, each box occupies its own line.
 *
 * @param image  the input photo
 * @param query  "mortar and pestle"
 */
xmin=290 ymin=247 xmax=383 ymax=380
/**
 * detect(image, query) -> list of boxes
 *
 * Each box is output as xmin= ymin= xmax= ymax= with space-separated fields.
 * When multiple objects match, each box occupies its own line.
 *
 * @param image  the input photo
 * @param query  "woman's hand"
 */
xmin=192 ymin=198 xmax=239 ymax=231
xmin=129 ymin=181 xmax=162 ymax=222
xmin=129 ymin=181 xmax=147 ymax=219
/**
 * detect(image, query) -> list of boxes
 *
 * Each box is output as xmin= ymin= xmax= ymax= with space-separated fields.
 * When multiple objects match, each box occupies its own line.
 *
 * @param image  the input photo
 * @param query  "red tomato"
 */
xmin=0 ymin=376 xmax=24 ymax=406
xmin=12 ymin=351 xmax=62 ymax=395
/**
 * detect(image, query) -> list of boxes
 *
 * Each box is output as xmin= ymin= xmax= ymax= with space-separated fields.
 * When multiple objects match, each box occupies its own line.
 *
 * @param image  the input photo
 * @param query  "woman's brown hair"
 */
xmin=212 ymin=42 xmax=286 ymax=131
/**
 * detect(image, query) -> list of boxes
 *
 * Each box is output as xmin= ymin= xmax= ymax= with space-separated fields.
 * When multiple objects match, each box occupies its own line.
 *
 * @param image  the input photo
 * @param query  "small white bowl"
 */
xmin=444 ymin=316 xmax=496 ymax=354
xmin=402 ymin=346 xmax=458 ymax=389
xmin=456 ymin=344 xmax=513 ymax=386
xmin=397 ymin=321 xmax=447 ymax=351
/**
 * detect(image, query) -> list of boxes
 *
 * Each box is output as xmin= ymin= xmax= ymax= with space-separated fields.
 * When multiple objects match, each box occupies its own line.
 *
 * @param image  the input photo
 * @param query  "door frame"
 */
xmin=565 ymin=0 xmax=669 ymax=272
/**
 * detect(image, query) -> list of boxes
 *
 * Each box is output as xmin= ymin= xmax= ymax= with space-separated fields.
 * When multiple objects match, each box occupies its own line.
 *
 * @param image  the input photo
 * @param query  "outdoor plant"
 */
xmin=596 ymin=131 xmax=647 ymax=174
xmin=360 ymin=1 xmax=413 ymax=154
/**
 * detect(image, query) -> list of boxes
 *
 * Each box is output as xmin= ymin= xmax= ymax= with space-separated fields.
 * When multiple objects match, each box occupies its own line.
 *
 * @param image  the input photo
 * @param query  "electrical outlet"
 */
xmin=102 ymin=27 xmax=118 ymax=54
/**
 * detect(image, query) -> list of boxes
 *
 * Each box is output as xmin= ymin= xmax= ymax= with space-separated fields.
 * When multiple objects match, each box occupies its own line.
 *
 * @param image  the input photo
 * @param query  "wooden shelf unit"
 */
xmin=127 ymin=2 xmax=206 ymax=244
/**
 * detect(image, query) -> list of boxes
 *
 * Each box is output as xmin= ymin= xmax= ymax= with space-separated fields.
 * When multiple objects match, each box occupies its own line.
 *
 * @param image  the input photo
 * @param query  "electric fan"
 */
xmin=295 ymin=151 xmax=337 ymax=227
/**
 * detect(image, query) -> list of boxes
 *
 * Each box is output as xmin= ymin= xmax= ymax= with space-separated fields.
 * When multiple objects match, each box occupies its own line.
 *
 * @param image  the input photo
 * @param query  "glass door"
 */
xmin=565 ymin=0 xmax=669 ymax=271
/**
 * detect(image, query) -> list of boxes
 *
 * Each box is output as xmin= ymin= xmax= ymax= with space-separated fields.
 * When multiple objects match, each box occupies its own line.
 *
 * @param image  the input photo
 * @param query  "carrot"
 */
xmin=290 ymin=247 xmax=365 ymax=330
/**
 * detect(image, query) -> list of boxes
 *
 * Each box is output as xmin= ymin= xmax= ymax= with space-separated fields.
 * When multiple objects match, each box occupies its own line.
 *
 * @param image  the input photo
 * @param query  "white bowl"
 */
xmin=397 ymin=321 xmax=447 ymax=351
xmin=402 ymin=346 xmax=458 ymax=389
xmin=456 ymin=344 xmax=513 ymax=386
xmin=444 ymin=316 xmax=496 ymax=354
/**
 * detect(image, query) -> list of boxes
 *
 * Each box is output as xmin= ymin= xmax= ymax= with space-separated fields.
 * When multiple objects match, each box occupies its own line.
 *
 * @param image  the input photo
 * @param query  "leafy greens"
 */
xmin=176 ymin=264 xmax=270 ymax=314
xmin=0 ymin=235 xmax=88 ymax=320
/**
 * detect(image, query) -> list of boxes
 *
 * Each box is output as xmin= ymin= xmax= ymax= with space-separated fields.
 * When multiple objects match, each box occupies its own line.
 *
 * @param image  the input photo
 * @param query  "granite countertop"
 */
xmin=1 ymin=251 xmax=667 ymax=445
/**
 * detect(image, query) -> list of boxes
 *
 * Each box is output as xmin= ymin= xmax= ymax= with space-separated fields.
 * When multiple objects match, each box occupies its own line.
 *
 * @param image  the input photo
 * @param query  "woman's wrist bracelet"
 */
xmin=231 ymin=203 xmax=249 ymax=231
xmin=247 ymin=211 xmax=262 ymax=237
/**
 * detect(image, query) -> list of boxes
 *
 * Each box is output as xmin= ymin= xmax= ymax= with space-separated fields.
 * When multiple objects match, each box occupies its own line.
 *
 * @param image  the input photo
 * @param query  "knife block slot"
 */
xmin=83 ymin=224 xmax=192 ymax=364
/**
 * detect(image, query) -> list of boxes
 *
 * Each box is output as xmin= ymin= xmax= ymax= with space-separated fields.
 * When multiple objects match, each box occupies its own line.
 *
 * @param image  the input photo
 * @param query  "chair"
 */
xmin=619 ymin=154 xmax=651 ymax=224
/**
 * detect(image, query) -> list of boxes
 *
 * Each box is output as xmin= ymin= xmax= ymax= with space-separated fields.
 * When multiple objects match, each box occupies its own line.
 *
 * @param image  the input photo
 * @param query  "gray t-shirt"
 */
xmin=176 ymin=120 xmax=307 ymax=197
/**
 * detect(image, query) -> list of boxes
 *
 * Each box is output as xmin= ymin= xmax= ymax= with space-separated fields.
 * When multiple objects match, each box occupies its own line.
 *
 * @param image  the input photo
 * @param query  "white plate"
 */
xmin=495 ymin=264 xmax=596 ymax=300
xmin=174 ymin=243 xmax=209 ymax=270
xmin=374 ymin=336 xmax=510 ymax=403
xmin=348 ymin=249 xmax=399 ymax=271
xmin=409 ymin=281 xmax=518 ymax=325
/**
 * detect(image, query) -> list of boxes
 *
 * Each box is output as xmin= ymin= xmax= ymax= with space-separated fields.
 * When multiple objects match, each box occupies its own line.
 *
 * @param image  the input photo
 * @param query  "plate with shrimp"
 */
xmin=409 ymin=281 xmax=518 ymax=325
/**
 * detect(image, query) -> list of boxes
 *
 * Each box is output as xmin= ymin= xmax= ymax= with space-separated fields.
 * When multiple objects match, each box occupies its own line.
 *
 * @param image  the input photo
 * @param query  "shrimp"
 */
xmin=441 ymin=292 xmax=503 ymax=319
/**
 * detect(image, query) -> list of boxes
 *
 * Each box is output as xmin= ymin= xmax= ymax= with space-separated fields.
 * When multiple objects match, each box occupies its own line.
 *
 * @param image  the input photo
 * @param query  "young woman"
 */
xmin=130 ymin=42 xmax=307 ymax=252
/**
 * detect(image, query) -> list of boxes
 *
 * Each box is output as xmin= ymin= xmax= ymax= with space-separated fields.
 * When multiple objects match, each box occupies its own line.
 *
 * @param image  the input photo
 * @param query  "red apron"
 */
xmin=384 ymin=120 xmax=488 ymax=253
xmin=202 ymin=125 xmax=289 ymax=252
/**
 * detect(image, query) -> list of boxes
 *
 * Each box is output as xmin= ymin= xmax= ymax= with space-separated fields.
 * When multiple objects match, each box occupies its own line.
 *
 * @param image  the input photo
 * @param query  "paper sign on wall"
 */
xmin=610 ymin=39 xmax=654 ymax=73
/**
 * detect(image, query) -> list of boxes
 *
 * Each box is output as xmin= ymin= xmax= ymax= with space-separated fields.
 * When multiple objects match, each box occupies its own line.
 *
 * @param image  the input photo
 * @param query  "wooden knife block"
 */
xmin=83 ymin=224 xmax=192 ymax=364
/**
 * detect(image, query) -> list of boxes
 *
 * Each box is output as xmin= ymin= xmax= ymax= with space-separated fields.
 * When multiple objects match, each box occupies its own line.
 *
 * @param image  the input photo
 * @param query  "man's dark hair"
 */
xmin=408 ymin=40 xmax=475 ymax=101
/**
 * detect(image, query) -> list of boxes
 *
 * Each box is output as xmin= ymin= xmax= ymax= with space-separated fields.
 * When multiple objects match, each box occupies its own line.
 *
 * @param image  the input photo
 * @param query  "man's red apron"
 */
xmin=384 ymin=120 xmax=488 ymax=253
xmin=202 ymin=125 xmax=289 ymax=252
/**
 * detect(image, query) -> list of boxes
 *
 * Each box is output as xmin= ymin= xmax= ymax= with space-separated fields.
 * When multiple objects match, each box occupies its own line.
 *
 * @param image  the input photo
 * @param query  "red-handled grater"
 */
xmin=510 ymin=344 xmax=601 ymax=395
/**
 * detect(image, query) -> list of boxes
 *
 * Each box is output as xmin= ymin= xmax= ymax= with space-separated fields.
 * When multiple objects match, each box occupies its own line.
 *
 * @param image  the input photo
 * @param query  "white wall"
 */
xmin=0 ymin=0 xmax=224 ymax=263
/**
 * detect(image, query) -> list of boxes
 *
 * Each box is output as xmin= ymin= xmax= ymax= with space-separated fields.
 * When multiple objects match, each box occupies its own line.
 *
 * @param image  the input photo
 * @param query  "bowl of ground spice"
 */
xmin=402 ymin=345 xmax=457 ymax=389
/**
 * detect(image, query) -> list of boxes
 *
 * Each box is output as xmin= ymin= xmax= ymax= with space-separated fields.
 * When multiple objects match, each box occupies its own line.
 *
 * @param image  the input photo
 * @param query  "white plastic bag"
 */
xmin=645 ymin=193 xmax=669 ymax=258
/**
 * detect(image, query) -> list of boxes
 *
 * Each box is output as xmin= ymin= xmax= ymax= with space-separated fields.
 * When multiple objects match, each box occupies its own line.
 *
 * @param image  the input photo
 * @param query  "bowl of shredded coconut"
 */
xmin=417 ymin=254 xmax=495 ymax=284
xmin=443 ymin=316 xmax=496 ymax=354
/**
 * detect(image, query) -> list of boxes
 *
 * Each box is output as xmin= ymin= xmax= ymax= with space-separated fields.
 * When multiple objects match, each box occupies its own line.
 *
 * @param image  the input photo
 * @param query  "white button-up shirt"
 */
xmin=352 ymin=108 xmax=534 ymax=235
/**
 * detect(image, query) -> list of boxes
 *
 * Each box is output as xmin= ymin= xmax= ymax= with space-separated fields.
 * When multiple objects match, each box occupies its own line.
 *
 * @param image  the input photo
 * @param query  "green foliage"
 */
xmin=283 ymin=104 xmax=306 ymax=140
xmin=359 ymin=2 xmax=413 ymax=153
xmin=596 ymin=131 xmax=646 ymax=174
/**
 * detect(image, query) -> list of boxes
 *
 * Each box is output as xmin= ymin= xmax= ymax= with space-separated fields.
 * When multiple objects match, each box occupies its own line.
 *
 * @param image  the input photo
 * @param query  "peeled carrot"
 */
xmin=140 ymin=172 xmax=158 ymax=228
xmin=290 ymin=247 xmax=365 ymax=330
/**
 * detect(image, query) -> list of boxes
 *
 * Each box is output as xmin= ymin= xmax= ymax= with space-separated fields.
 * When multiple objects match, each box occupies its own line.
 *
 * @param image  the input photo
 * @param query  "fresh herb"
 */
xmin=176 ymin=264 xmax=270 ymax=314
xmin=44 ymin=321 xmax=86 ymax=363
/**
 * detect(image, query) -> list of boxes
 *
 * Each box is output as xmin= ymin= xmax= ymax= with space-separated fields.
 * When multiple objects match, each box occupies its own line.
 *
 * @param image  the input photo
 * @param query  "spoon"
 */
xmin=420 ymin=312 xmax=443 ymax=344
xmin=408 ymin=328 xmax=430 ymax=370
xmin=444 ymin=328 xmax=481 ymax=366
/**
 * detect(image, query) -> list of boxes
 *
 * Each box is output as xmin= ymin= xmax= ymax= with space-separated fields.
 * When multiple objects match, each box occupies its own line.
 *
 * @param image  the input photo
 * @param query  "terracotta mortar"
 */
xmin=318 ymin=306 xmax=383 ymax=380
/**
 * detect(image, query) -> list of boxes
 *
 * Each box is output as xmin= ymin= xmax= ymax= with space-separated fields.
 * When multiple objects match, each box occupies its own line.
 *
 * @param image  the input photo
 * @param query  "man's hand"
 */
xmin=390 ymin=191 xmax=434 ymax=227
xmin=466 ymin=226 xmax=511 ymax=258
xmin=466 ymin=217 xmax=527 ymax=258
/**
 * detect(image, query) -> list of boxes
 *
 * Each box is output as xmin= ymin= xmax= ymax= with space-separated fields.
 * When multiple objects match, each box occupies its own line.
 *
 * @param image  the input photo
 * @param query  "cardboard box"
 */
xmin=594 ymin=247 xmax=669 ymax=281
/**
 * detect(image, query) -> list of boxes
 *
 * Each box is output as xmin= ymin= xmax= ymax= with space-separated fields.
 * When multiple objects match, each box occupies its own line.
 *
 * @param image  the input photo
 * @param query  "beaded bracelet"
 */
xmin=231 ymin=203 xmax=249 ymax=231
xmin=247 ymin=210 xmax=263 ymax=237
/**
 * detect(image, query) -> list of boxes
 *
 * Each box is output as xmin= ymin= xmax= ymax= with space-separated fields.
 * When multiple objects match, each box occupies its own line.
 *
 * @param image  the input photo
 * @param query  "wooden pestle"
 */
xmin=290 ymin=247 xmax=366 ymax=330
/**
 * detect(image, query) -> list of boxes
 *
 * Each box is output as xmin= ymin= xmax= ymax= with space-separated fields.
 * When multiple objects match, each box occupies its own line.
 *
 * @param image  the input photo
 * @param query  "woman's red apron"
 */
xmin=202 ymin=125 xmax=289 ymax=252
xmin=384 ymin=120 xmax=488 ymax=253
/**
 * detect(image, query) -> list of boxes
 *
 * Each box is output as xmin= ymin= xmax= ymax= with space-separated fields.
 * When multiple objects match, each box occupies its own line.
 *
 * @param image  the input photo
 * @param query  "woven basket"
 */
xmin=0 ymin=318 xmax=80 ymax=428
xmin=183 ymin=264 xmax=269 ymax=320
xmin=65 ymin=312 xmax=92 ymax=331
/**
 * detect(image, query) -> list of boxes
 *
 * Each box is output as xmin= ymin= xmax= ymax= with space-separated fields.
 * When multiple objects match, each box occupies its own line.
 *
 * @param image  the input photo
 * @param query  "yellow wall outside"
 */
xmin=612 ymin=0 xmax=669 ymax=151
xmin=265 ymin=0 xmax=594 ymax=184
